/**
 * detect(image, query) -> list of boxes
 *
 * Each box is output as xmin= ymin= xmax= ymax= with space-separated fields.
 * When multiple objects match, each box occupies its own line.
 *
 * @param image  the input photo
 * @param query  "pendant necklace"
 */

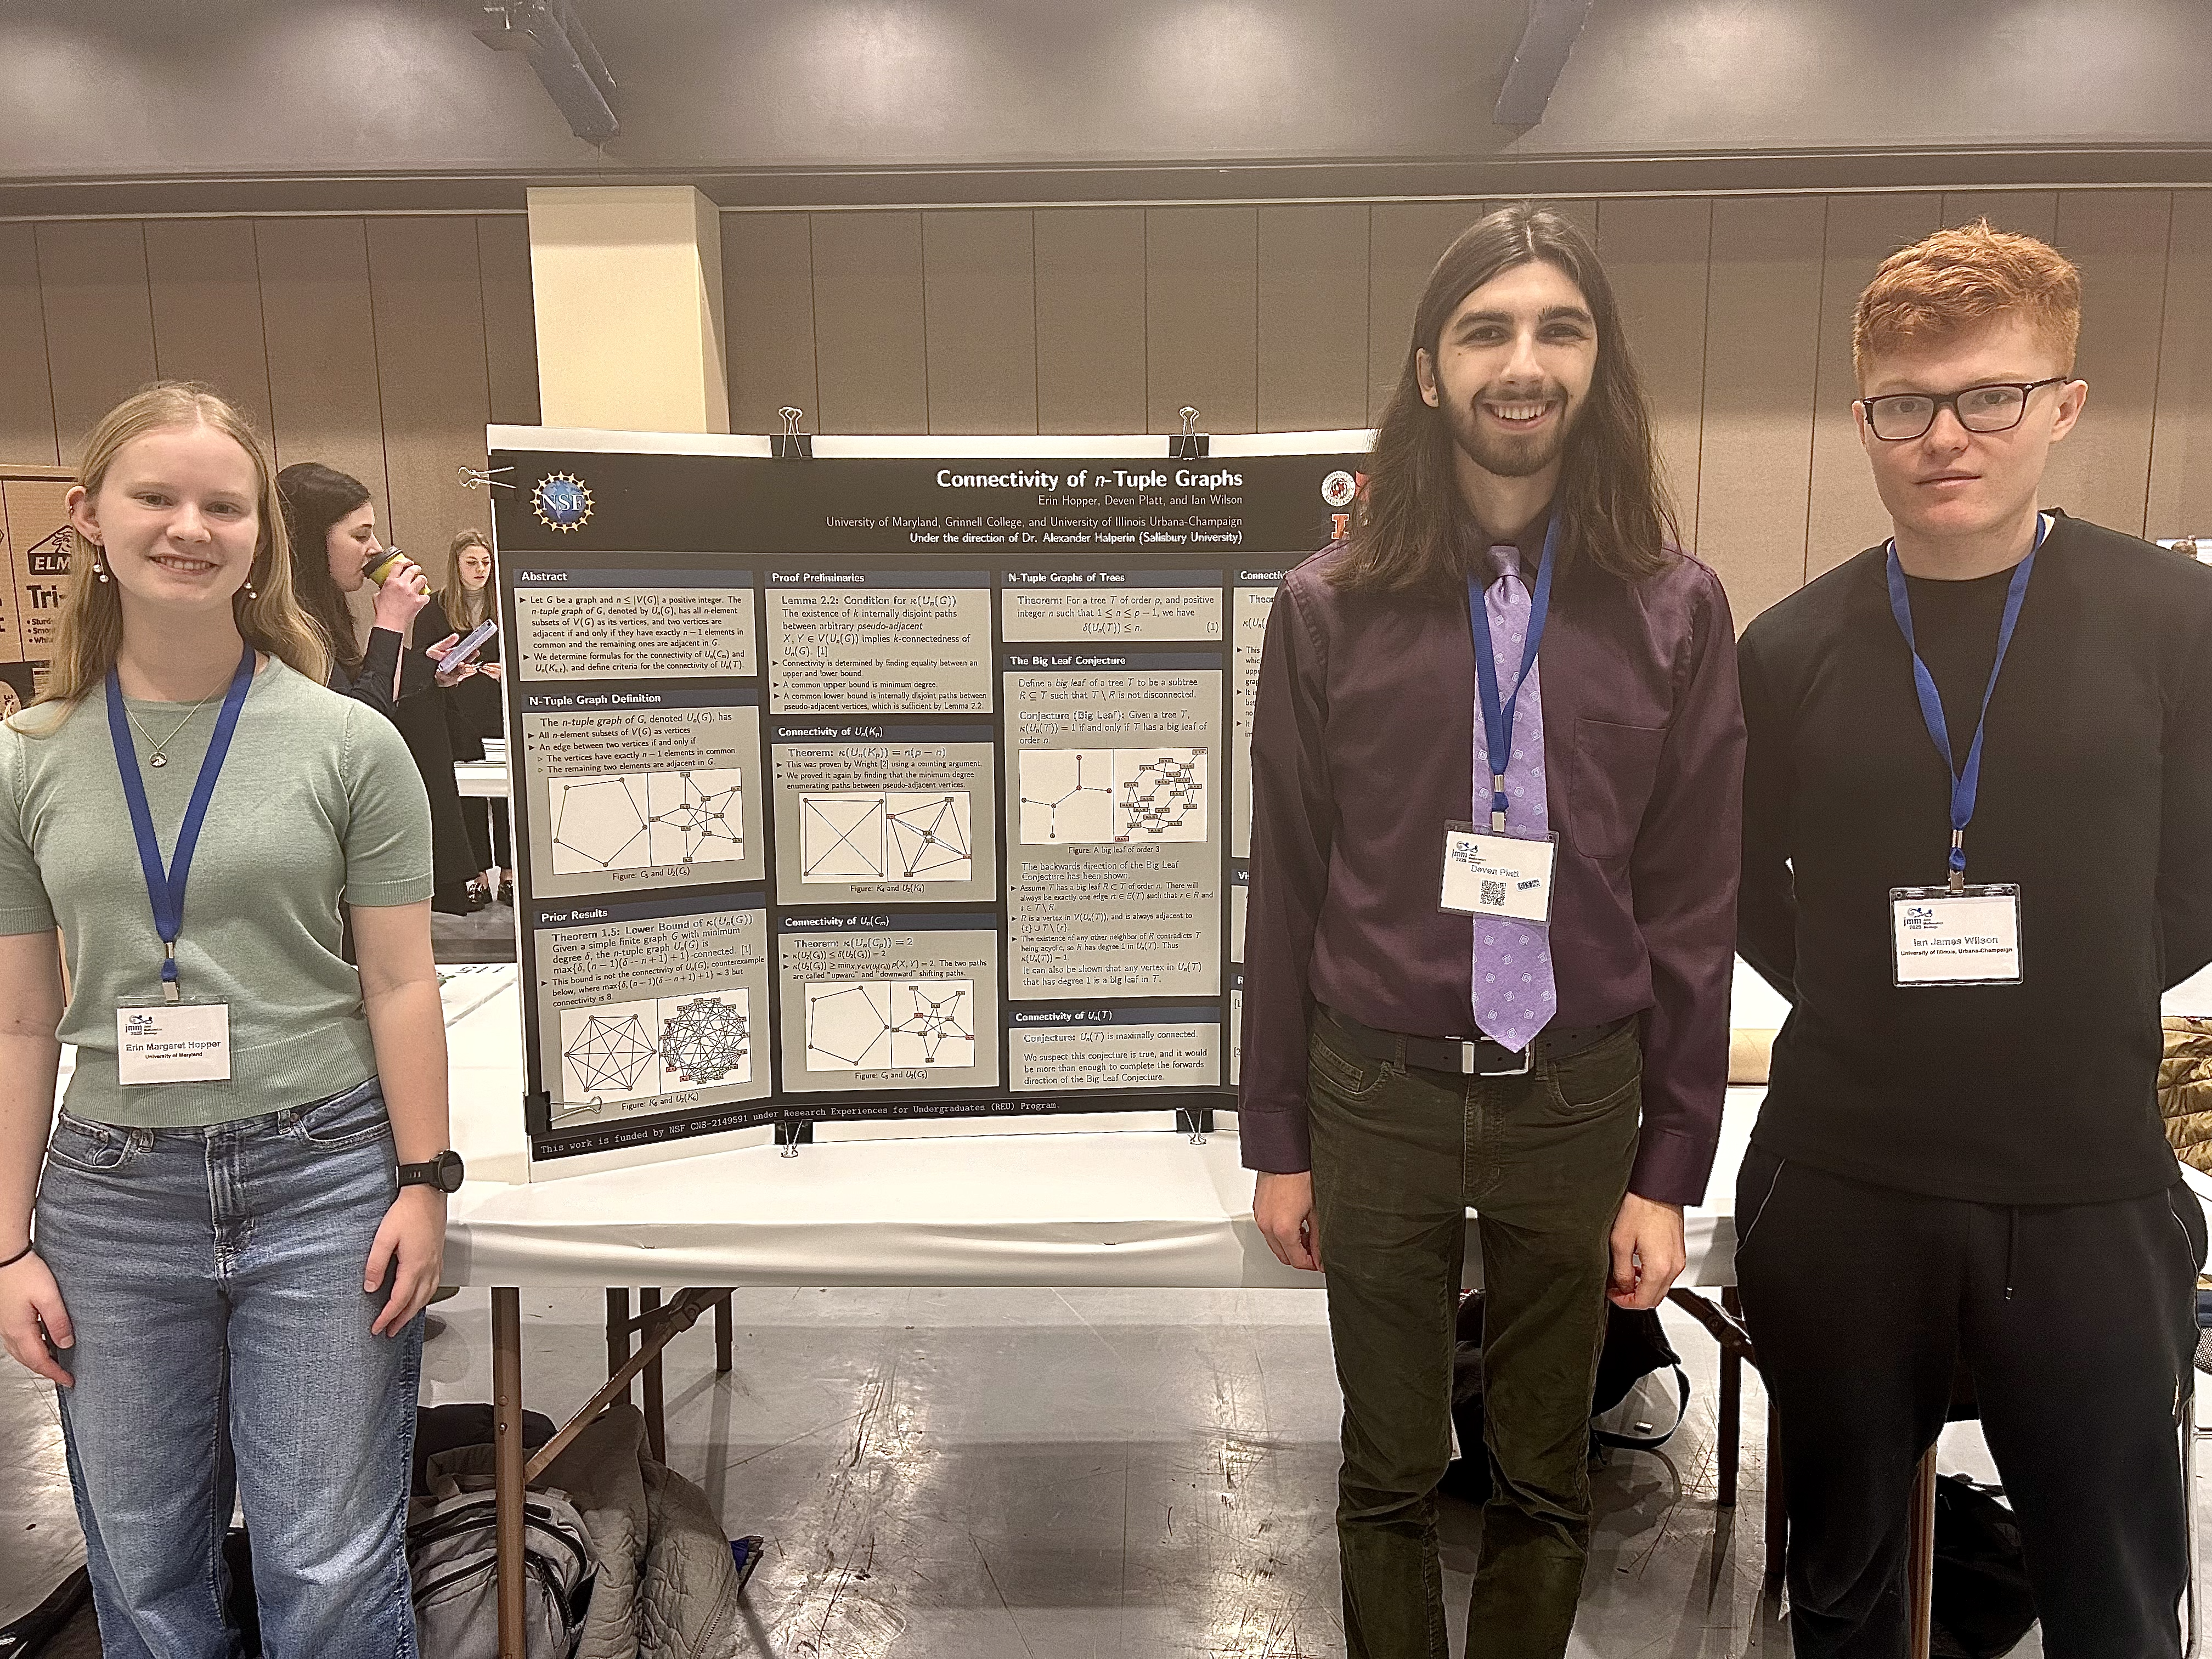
xmin=125 ymin=684 xmax=226 ymax=769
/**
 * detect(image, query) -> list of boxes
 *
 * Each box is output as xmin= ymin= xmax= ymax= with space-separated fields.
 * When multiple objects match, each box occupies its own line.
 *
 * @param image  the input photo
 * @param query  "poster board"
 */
xmin=488 ymin=428 xmax=1369 ymax=1172
xmin=0 ymin=468 xmax=75 ymax=718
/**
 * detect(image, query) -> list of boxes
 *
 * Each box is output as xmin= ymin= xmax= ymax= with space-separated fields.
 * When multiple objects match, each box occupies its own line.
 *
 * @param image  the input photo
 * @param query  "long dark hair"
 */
xmin=277 ymin=461 xmax=373 ymax=674
xmin=1336 ymin=202 xmax=1678 ymax=596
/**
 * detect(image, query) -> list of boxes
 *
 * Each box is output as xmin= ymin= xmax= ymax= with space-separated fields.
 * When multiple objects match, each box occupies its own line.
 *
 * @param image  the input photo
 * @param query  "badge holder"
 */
xmin=1889 ymin=877 xmax=2023 ymax=987
xmin=1439 ymin=821 xmax=1559 ymax=923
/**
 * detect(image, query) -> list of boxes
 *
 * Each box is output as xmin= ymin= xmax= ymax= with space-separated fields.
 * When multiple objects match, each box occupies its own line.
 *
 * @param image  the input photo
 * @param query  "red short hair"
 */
xmin=1853 ymin=219 xmax=2081 ymax=381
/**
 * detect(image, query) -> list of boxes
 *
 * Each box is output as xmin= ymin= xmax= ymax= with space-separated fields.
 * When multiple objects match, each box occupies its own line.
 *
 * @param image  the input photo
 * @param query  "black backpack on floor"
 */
xmin=1931 ymin=1475 xmax=2038 ymax=1659
xmin=1443 ymin=1290 xmax=1690 ymax=1503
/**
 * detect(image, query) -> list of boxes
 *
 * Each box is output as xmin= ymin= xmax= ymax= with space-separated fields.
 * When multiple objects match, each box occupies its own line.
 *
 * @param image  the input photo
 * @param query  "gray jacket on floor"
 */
xmin=427 ymin=1403 xmax=746 ymax=1658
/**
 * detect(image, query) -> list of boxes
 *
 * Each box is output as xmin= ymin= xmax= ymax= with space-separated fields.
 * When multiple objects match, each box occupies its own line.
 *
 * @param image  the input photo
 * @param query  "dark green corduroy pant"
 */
xmin=1307 ymin=1013 xmax=1642 ymax=1659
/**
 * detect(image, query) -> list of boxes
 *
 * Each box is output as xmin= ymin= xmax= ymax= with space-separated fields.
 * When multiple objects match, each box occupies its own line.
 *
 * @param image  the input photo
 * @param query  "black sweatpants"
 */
xmin=1734 ymin=1146 xmax=2206 ymax=1659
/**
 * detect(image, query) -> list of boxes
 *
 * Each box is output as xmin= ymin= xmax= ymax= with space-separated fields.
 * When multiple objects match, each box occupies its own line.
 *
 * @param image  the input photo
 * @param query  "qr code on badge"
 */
xmin=1479 ymin=879 xmax=1507 ymax=908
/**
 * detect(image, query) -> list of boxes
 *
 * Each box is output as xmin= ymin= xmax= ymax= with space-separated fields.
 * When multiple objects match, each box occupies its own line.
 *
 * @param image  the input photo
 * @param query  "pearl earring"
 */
xmin=242 ymin=578 xmax=259 ymax=601
xmin=92 ymin=542 xmax=109 ymax=583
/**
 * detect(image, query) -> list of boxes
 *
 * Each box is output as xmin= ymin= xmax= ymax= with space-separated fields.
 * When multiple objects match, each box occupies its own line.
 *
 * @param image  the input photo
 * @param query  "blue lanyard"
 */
xmin=105 ymin=644 xmax=256 ymax=1001
xmin=1467 ymin=515 xmax=1560 ymax=831
xmin=1883 ymin=517 xmax=2044 ymax=891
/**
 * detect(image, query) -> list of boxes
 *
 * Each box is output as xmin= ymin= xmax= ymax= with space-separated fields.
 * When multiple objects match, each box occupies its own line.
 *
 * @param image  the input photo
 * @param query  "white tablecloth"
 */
xmin=440 ymin=974 xmax=1762 ymax=1291
xmin=439 ymin=960 xmax=2212 ymax=1293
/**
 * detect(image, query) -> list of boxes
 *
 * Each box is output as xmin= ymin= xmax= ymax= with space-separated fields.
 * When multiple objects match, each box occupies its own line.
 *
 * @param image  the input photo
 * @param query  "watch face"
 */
xmin=435 ymin=1149 xmax=466 ymax=1192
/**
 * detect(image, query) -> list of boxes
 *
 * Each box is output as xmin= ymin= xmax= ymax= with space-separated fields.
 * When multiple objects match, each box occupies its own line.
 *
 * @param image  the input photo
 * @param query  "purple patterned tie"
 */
xmin=1471 ymin=543 xmax=1558 ymax=1052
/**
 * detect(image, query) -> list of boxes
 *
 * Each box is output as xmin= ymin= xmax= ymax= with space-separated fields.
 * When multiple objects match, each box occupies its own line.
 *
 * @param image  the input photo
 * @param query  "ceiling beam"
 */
xmin=1494 ymin=0 xmax=1595 ymax=127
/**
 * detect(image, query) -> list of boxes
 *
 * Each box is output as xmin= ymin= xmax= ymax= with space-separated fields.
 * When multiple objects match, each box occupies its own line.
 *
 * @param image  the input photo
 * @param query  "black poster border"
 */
xmin=492 ymin=437 xmax=1363 ymax=1163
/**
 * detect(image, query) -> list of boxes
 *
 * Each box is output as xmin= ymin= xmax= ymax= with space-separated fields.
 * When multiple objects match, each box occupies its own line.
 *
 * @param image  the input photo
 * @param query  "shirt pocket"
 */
xmin=1567 ymin=718 xmax=1667 ymax=862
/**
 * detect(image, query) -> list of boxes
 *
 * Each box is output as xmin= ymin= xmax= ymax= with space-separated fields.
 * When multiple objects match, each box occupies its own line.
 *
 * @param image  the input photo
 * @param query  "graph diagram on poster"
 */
xmin=798 ymin=791 xmax=973 ymax=882
xmin=550 ymin=770 xmax=744 ymax=873
xmin=1018 ymin=748 xmax=1206 ymax=844
xmin=804 ymin=979 xmax=975 ymax=1071
xmin=555 ymin=989 xmax=752 ymax=1119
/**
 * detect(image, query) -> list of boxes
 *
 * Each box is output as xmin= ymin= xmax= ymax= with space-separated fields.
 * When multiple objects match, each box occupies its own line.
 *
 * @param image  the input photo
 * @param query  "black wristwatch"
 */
xmin=397 ymin=1150 xmax=466 ymax=1193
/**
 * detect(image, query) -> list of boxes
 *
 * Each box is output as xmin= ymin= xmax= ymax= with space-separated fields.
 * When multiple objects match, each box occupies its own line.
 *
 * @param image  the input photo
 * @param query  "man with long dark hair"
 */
xmin=1241 ymin=204 xmax=1743 ymax=1659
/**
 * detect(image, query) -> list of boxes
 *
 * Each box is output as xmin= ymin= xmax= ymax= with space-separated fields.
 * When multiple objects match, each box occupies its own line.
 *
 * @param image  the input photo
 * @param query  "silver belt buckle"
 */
xmin=1459 ymin=1040 xmax=1533 ymax=1077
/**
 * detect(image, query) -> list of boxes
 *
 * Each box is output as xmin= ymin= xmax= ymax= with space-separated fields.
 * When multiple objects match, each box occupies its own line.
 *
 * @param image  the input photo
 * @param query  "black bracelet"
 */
xmin=0 ymin=1241 xmax=32 ymax=1271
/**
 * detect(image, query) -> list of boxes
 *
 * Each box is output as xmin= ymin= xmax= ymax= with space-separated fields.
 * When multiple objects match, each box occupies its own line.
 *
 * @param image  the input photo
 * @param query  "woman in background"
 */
xmin=275 ymin=462 xmax=429 ymax=715
xmin=421 ymin=531 xmax=509 ymax=906
xmin=278 ymin=464 xmax=477 ymax=913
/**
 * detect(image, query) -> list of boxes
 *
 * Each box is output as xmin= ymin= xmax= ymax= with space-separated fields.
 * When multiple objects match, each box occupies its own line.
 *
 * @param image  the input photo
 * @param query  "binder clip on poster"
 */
xmin=1169 ymin=405 xmax=1209 ymax=460
xmin=772 ymin=407 xmax=815 ymax=462
xmin=457 ymin=465 xmax=515 ymax=494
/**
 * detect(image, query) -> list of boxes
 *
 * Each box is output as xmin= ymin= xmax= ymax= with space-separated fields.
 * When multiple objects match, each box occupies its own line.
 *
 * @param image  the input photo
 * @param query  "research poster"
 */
xmin=489 ymin=431 xmax=1365 ymax=1163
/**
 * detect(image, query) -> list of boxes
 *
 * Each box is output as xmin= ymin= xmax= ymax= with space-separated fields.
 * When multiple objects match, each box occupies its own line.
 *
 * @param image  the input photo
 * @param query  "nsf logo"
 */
xmin=532 ymin=472 xmax=594 ymax=533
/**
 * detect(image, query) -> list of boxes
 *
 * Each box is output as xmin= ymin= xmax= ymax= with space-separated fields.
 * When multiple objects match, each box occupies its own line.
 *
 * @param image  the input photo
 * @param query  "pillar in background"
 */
xmin=526 ymin=186 xmax=729 ymax=433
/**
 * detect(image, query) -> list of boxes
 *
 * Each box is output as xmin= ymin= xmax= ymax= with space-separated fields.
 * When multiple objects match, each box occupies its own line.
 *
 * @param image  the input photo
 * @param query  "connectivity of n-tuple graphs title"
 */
xmin=928 ymin=467 xmax=1245 ymax=493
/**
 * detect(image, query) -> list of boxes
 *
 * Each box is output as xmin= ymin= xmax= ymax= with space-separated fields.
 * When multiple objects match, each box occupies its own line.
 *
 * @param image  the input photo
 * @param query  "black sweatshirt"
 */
xmin=1737 ymin=511 xmax=2212 ymax=1205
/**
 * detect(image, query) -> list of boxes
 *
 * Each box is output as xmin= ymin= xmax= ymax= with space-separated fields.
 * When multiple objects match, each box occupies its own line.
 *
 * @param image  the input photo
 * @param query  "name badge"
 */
xmin=1440 ymin=822 xmax=1557 ymax=924
xmin=115 ymin=1001 xmax=233 ymax=1085
xmin=1888 ymin=885 xmax=2023 ymax=986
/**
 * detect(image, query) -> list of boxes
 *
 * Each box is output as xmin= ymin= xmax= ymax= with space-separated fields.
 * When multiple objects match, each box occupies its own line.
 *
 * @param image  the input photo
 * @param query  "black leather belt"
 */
xmin=1323 ymin=1007 xmax=1632 ymax=1079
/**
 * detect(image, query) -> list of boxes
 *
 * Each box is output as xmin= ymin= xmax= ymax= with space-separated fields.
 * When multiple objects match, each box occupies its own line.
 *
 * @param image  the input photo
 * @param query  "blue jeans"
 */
xmin=36 ymin=1078 xmax=422 ymax=1659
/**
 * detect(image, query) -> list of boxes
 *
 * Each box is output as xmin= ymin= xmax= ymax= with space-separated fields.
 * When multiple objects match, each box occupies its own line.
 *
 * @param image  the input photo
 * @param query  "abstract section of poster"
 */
xmin=512 ymin=567 xmax=756 ymax=681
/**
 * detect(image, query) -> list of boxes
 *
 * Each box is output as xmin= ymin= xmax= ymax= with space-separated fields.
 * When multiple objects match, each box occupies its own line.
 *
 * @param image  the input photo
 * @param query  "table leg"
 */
xmin=641 ymin=1286 xmax=667 ymax=1463
xmin=491 ymin=1287 xmax=526 ymax=1659
xmin=1908 ymin=1445 xmax=1938 ymax=1659
xmin=715 ymin=1290 xmax=733 ymax=1374
xmin=1716 ymin=1286 xmax=1742 ymax=1509
xmin=606 ymin=1288 xmax=633 ymax=1404
xmin=1717 ymin=1341 xmax=1741 ymax=1509
xmin=1764 ymin=1399 xmax=1788 ymax=1585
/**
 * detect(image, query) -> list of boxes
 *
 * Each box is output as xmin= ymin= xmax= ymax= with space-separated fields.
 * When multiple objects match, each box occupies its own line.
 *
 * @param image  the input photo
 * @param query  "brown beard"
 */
xmin=1442 ymin=385 xmax=1579 ymax=480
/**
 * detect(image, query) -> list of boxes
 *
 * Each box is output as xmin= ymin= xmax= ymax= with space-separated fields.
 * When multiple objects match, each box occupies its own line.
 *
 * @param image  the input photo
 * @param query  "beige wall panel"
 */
xmin=254 ymin=217 xmax=390 ymax=517
xmin=144 ymin=219 xmax=273 ymax=438
xmin=36 ymin=222 xmax=156 ymax=466
xmin=1596 ymin=196 xmax=1712 ymax=549
xmin=1257 ymin=205 xmax=1369 ymax=434
xmin=922 ymin=211 xmax=1037 ymax=435
xmin=2148 ymin=193 xmax=2212 ymax=540
xmin=1539 ymin=198 xmax=1599 ymax=241
xmin=1034 ymin=208 xmax=1146 ymax=435
xmin=1696 ymin=196 xmax=1828 ymax=629
xmin=1804 ymin=194 xmax=1944 ymax=577
xmin=2044 ymin=191 xmax=2170 ymax=535
xmin=810 ymin=212 xmax=928 ymax=435
xmin=721 ymin=212 xmax=816 ymax=436
xmin=367 ymin=217 xmax=493 ymax=581
xmin=1941 ymin=191 xmax=2057 ymax=241
xmin=1366 ymin=202 xmax=1481 ymax=421
xmin=1146 ymin=207 xmax=1257 ymax=435
xmin=0 ymin=225 xmax=57 ymax=466
xmin=477 ymin=216 xmax=540 ymax=428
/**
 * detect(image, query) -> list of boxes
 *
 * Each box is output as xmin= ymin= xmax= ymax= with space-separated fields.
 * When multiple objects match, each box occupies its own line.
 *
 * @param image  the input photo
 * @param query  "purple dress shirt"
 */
xmin=1237 ymin=522 xmax=1745 ymax=1206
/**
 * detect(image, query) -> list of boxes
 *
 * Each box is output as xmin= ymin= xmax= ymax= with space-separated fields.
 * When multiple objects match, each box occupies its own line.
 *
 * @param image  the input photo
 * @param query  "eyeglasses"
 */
xmin=1858 ymin=377 xmax=2072 ymax=442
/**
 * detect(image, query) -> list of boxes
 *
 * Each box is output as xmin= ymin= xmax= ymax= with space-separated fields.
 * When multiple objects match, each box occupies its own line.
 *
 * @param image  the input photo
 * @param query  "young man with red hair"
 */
xmin=1737 ymin=222 xmax=2212 ymax=1656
